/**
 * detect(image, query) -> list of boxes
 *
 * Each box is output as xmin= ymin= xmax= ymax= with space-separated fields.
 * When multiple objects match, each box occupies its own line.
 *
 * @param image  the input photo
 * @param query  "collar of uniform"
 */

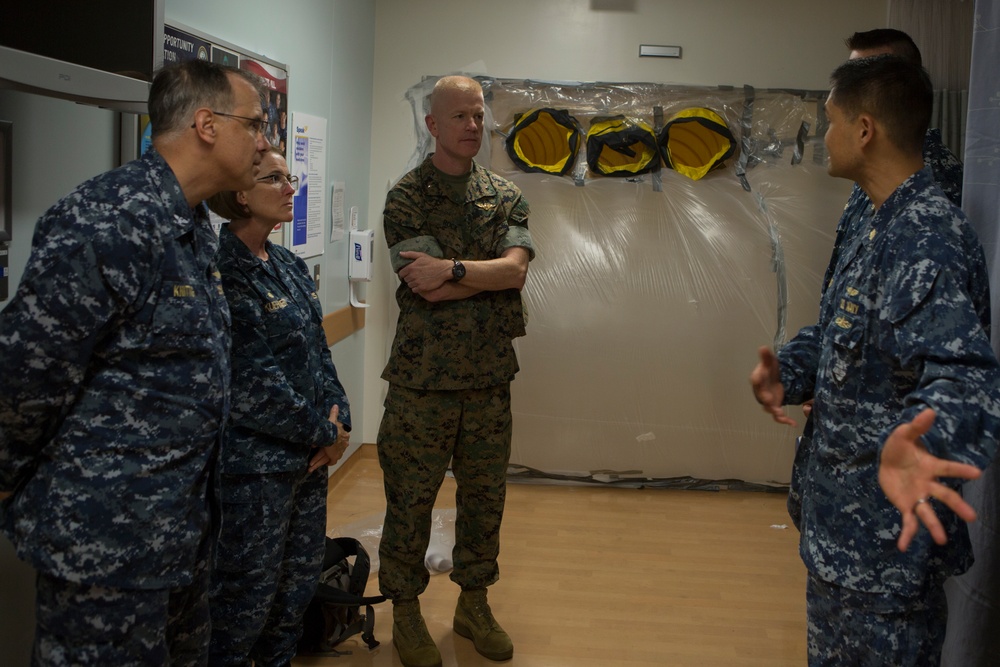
xmin=870 ymin=166 xmax=934 ymax=230
xmin=217 ymin=222 xmax=271 ymax=269
xmin=924 ymin=127 xmax=942 ymax=152
xmin=417 ymin=154 xmax=498 ymax=203
xmin=142 ymin=147 xmax=205 ymax=238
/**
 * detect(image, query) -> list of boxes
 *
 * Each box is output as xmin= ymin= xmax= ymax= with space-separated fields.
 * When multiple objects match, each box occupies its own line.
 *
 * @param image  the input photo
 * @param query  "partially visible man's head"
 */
xmin=845 ymin=28 xmax=921 ymax=64
xmin=828 ymin=55 xmax=932 ymax=157
xmin=148 ymin=59 xmax=266 ymax=139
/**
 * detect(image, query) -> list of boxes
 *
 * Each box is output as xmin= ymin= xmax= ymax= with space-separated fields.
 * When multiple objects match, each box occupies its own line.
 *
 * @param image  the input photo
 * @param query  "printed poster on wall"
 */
xmin=290 ymin=112 xmax=327 ymax=258
xmin=241 ymin=60 xmax=288 ymax=154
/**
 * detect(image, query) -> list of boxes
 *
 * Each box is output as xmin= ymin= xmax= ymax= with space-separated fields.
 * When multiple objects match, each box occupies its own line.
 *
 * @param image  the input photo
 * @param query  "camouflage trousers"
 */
xmin=806 ymin=572 xmax=947 ymax=666
xmin=208 ymin=468 xmax=328 ymax=667
xmin=33 ymin=551 xmax=211 ymax=666
xmin=377 ymin=383 xmax=512 ymax=600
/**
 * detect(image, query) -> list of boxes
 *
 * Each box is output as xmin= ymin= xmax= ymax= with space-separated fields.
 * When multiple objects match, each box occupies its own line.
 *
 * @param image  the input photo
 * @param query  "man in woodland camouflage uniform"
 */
xmin=751 ymin=56 xmax=1000 ymax=666
xmin=0 ymin=59 xmax=268 ymax=665
xmin=378 ymin=75 xmax=534 ymax=667
xmin=789 ymin=29 xmax=964 ymax=531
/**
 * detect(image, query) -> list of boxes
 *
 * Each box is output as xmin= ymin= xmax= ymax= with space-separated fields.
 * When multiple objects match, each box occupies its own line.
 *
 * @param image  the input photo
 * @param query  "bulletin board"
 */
xmin=119 ymin=20 xmax=289 ymax=162
xmin=159 ymin=21 xmax=289 ymax=154
xmin=119 ymin=21 xmax=290 ymax=242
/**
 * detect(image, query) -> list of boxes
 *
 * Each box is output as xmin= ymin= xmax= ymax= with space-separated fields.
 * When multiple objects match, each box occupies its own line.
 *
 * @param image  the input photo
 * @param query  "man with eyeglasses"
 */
xmin=0 ymin=58 xmax=268 ymax=666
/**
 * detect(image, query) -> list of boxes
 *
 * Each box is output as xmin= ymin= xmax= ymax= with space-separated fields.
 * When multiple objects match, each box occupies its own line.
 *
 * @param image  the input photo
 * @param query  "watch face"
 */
xmin=452 ymin=260 xmax=466 ymax=281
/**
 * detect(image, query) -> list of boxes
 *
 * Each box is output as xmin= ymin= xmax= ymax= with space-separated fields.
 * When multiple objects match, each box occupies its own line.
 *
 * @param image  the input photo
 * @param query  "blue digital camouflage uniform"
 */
xmin=0 ymin=148 xmax=231 ymax=665
xmin=378 ymin=155 xmax=533 ymax=601
xmin=209 ymin=224 xmax=351 ymax=667
xmin=777 ymin=167 xmax=1000 ymax=664
xmin=788 ymin=129 xmax=964 ymax=530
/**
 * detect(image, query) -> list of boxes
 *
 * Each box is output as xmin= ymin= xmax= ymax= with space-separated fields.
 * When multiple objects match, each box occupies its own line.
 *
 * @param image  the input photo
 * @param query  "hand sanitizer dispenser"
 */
xmin=349 ymin=228 xmax=373 ymax=307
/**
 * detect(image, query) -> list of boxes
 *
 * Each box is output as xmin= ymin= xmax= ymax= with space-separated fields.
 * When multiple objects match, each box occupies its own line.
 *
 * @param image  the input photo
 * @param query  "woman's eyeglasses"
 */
xmin=256 ymin=173 xmax=299 ymax=189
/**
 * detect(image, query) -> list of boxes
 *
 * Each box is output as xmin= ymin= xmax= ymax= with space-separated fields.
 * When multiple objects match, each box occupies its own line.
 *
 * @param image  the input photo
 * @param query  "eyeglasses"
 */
xmin=202 ymin=111 xmax=268 ymax=136
xmin=256 ymin=173 xmax=299 ymax=189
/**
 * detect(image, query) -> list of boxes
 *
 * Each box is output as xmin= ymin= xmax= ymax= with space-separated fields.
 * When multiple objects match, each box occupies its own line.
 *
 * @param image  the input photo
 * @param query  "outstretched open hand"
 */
xmin=879 ymin=408 xmax=983 ymax=552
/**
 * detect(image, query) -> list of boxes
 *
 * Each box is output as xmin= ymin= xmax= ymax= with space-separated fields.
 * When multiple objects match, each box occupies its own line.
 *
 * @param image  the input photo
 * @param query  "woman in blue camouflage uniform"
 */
xmin=206 ymin=146 xmax=351 ymax=667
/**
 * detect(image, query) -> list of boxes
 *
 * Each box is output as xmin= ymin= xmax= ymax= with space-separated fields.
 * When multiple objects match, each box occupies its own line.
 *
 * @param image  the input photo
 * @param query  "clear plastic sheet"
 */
xmin=395 ymin=77 xmax=853 ymax=487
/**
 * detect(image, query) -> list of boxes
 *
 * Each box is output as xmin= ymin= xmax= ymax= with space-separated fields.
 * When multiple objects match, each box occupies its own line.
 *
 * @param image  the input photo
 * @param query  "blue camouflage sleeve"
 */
xmin=777 ymin=323 xmax=821 ymax=405
xmin=291 ymin=255 xmax=352 ymax=432
xmin=224 ymin=272 xmax=339 ymax=449
xmin=320 ymin=347 xmax=351 ymax=432
xmin=884 ymin=251 xmax=1000 ymax=468
xmin=0 ymin=214 xmax=144 ymax=490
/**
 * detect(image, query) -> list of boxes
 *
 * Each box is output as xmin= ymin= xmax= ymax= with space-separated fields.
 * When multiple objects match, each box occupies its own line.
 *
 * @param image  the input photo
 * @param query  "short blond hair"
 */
xmin=429 ymin=75 xmax=483 ymax=114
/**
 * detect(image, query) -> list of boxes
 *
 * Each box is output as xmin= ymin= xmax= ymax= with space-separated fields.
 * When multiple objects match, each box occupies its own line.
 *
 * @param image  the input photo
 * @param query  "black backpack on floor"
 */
xmin=298 ymin=536 xmax=387 ymax=656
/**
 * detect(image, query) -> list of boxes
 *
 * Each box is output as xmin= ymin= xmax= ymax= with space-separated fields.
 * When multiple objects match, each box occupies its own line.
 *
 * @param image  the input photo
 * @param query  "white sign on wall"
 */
xmin=289 ymin=112 xmax=327 ymax=258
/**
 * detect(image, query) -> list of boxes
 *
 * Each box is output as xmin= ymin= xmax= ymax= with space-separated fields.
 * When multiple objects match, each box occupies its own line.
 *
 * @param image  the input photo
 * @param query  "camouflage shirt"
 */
xmin=786 ymin=129 xmax=965 ymax=527
xmin=381 ymin=156 xmax=534 ymax=390
xmin=0 ymin=148 xmax=231 ymax=588
xmin=778 ymin=167 xmax=1000 ymax=596
xmin=216 ymin=225 xmax=350 ymax=474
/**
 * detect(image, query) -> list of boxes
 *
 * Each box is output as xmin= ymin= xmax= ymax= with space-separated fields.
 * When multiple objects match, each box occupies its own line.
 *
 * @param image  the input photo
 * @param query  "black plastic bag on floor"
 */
xmin=298 ymin=536 xmax=387 ymax=656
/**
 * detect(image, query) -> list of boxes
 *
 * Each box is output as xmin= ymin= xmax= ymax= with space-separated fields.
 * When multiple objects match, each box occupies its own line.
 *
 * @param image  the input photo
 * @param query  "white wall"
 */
xmin=362 ymin=0 xmax=890 ymax=443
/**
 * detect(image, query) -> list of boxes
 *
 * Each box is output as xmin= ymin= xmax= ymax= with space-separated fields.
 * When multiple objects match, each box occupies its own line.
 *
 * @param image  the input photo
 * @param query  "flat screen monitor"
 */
xmin=0 ymin=1 xmax=164 ymax=113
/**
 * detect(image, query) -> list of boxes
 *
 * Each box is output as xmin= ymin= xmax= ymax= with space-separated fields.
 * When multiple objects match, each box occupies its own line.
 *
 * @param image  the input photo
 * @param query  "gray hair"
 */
xmin=148 ymin=59 xmax=266 ymax=139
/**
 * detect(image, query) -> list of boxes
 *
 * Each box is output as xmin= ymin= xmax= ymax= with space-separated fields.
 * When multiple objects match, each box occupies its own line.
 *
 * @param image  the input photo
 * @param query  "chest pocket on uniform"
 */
xmin=152 ymin=282 xmax=217 ymax=335
xmin=262 ymin=294 xmax=310 ymax=357
xmin=825 ymin=311 xmax=864 ymax=388
xmin=468 ymin=198 xmax=509 ymax=256
xmin=141 ymin=281 xmax=222 ymax=356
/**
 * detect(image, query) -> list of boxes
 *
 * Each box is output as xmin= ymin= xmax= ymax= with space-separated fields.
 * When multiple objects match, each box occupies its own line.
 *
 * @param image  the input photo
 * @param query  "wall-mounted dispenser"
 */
xmin=348 ymin=227 xmax=373 ymax=308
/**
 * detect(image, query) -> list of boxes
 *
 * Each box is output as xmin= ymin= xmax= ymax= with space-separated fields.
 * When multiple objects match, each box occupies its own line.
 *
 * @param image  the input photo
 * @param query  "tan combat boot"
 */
xmin=392 ymin=599 xmax=442 ymax=667
xmin=453 ymin=588 xmax=514 ymax=661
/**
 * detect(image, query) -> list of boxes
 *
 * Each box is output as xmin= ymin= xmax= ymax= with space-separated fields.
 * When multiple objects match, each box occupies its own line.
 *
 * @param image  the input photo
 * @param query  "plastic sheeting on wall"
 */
xmin=394 ymin=77 xmax=852 ymax=486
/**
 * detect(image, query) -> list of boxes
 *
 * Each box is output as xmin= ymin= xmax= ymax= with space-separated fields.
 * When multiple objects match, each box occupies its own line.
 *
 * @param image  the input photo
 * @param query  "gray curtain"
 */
xmin=888 ymin=1 xmax=974 ymax=162
xmin=932 ymin=89 xmax=968 ymax=161
xmin=941 ymin=1 xmax=1000 ymax=664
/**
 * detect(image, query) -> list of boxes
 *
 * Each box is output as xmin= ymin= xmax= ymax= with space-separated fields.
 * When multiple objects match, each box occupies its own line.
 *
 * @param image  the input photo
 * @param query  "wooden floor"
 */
xmin=293 ymin=447 xmax=807 ymax=667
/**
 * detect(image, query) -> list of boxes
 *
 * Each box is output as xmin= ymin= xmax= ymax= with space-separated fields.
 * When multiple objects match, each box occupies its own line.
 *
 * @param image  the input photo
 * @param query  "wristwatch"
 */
xmin=450 ymin=258 xmax=466 ymax=282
